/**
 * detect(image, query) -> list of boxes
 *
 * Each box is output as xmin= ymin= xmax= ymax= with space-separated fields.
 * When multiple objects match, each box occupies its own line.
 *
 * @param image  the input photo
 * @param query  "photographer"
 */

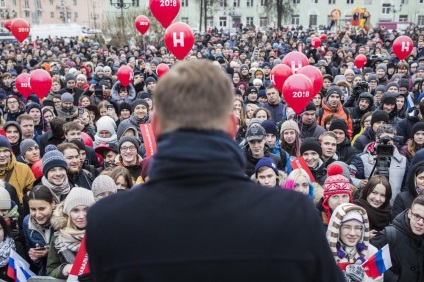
xmin=350 ymin=124 xmax=407 ymax=203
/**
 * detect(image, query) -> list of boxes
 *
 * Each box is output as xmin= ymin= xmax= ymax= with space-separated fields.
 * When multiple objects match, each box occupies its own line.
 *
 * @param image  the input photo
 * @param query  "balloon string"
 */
xmin=143 ymin=35 xmax=146 ymax=62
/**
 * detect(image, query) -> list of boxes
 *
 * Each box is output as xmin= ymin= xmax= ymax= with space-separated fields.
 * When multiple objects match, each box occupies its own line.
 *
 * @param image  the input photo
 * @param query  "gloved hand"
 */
xmin=345 ymin=262 xmax=365 ymax=282
xmin=353 ymin=82 xmax=369 ymax=97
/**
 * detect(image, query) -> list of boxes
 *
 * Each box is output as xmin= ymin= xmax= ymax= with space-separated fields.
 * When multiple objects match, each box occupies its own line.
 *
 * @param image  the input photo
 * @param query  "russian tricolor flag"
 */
xmin=7 ymin=249 xmax=35 ymax=282
xmin=362 ymin=244 xmax=392 ymax=279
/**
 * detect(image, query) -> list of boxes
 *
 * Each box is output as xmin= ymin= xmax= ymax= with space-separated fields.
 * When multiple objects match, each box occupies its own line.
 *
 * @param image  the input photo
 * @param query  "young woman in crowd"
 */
xmin=0 ymin=216 xmax=18 ymax=282
xmin=282 ymin=168 xmax=315 ymax=200
xmin=400 ymin=122 xmax=424 ymax=163
xmin=109 ymin=166 xmax=134 ymax=190
xmin=253 ymin=107 xmax=271 ymax=122
xmin=279 ymin=120 xmax=301 ymax=159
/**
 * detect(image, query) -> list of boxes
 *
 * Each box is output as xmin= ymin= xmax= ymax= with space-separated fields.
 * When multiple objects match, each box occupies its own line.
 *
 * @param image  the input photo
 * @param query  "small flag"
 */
xmin=7 ymin=249 xmax=35 ymax=282
xmin=362 ymin=244 xmax=392 ymax=279
xmin=67 ymin=235 xmax=90 ymax=282
xmin=139 ymin=124 xmax=157 ymax=157
xmin=290 ymin=157 xmax=316 ymax=182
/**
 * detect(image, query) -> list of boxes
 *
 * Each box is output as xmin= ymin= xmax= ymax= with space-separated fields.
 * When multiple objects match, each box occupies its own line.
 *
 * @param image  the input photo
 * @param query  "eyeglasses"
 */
xmin=120 ymin=146 xmax=136 ymax=152
xmin=340 ymin=224 xmax=363 ymax=234
xmin=410 ymin=212 xmax=424 ymax=223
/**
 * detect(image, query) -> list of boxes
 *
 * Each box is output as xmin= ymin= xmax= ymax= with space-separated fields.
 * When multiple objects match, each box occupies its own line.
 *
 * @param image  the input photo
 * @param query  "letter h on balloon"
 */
xmin=173 ymin=32 xmax=185 ymax=47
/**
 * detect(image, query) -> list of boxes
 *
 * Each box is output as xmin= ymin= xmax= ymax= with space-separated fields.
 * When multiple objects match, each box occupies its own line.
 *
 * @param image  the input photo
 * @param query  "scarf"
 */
xmin=94 ymin=133 xmax=117 ymax=147
xmin=0 ymin=237 xmax=15 ymax=267
xmin=356 ymin=199 xmax=391 ymax=231
xmin=129 ymin=113 xmax=149 ymax=125
xmin=30 ymin=215 xmax=51 ymax=235
xmin=41 ymin=176 xmax=71 ymax=204
xmin=54 ymin=226 xmax=85 ymax=264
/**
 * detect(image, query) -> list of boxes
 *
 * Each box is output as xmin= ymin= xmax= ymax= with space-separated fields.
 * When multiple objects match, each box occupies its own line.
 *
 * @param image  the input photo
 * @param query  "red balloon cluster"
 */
xmin=10 ymin=18 xmax=30 ymax=43
xmin=135 ymin=15 xmax=150 ymax=35
xmin=311 ymin=37 xmax=321 ymax=49
xmin=164 ymin=22 xmax=194 ymax=60
xmin=392 ymin=35 xmax=414 ymax=60
xmin=117 ymin=66 xmax=134 ymax=87
xmin=149 ymin=0 xmax=180 ymax=28
xmin=29 ymin=69 xmax=52 ymax=99
xmin=270 ymin=51 xmax=323 ymax=114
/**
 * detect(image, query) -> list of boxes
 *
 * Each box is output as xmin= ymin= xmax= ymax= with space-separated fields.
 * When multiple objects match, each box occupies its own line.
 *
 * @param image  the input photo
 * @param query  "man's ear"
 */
xmin=225 ymin=113 xmax=238 ymax=139
xmin=151 ymin=110 xmax=161 ymax=137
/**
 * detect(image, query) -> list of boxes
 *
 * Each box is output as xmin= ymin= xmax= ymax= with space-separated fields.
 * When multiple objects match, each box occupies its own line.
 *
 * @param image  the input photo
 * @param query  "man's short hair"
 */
xmin=17 ymin=113 xmax=34 ymax=125
xmin=63 ymin=121 xmax=81 ymax=134
xmin=319 ymin=131 xmax=337 ymax=141
xmin=376 ymin=124 xmax=396 ymax=137
xmin=57 ymin=142 xmax=80 ymax=154
xmin=412 ymin=195 xmax=424 ymax=208
xmin=154 ymin=61 xmax=233 ymax=133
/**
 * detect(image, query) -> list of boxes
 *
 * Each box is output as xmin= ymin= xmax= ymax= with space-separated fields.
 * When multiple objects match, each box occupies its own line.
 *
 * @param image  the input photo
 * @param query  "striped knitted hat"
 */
xmin=326 ymin=203 xmax=369 ymax=264
xmin=42 ymin=150 xmax=67 ymax=177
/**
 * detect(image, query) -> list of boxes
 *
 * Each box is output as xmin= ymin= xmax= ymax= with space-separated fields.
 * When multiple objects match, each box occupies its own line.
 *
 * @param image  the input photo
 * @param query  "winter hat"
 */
xmin=0 ymin=187 xmax=11 ymax=210
xmin=247 ymin=118 xmax=262 ymax=128
xmin=65 ymin=73 xmax=76 ymax=83
xmin=118 ymin=136 xmax=140 ymax=151
xmin=399 ymin=78 xmax=410 ymax=90
xmin=119 ymin=102 xmax=132 ymax=114
xmin=246 ymin=86 xmax=258 ymax=96
xmin=131 ymin=99 xmax=149 ymax=112
xmin=26 ymin=103 xmax=41 ymax=114
xmin=45 ymin=144 xmax=58 ymax=153
xmin=344 ymin=69 xmax=355 ymax=76
xmin=258 ymin=89 xmax=266 ymax=99
xmin=363 ymin=67 xmax=373 ymax=76
xmin=412 ymin=122 xmax=424 ymax=136
xmin=367 ymin=74 xmax=378 ymax=83
xmin=61 ymin=93 xmax=74 ymax=103
xmin=386 ymin=82 xmax=399 ymax=91
xmin=326 ymin=84 xmax=343 ymax=98
xmin=20 ymin=139 xmax=38 ymax=156
xmin=63 ymin=187 xmax=95 ymax=216
xmin=76 ymin=74 xmax=87 ymax=81
xmin=380 ymin=92 xmax=397 ymax=105
xmin=300 ymin=137 xmax=322 ymax=156
xmin=261 ymin=120 xmax=278 ymax=137
xmin=252 ymin=79 xmax=263 ymax=86
xmin=333 ymin=75 xmax=345 ymax=84
xmin=139 ymin=93 xmax=152 ymax=100
xmin=375 ymin=84 xmax=386 ymax=94
xmin=145 ymin=77 xmax=156 ymax=85
xmin=42 ymin=99 xmax=55 ymax=108
xmin=245 ymin=125 xmax=266 ymax=142
xmin=255 ymin=157 xmax=278 ymax=178
xmin=27 ymin=94 xmax=40 ymax=104
xmin=280 ymin=120 xmax=300 ymax=134
xmin=376 ymin=63 xmax=387 ymax=73
xmin=322 ymin=164 xmax=353 ymax=221
xmin=301 ymin=101 xmax=316 ymax=114
xmin=0 ymin=136 xmax=11 ymax=151
xmin=5 ymin=95 xmax=19 ymax=105
xmin=240 ymin=64 xmax=249 ymax=70
xmin=94 ymin=118 xmax=115 ymax=138
xmin=371 ymin=110 xmax=389 ymax=127
xmin=92 ymin=175 xmax=117 ymax=198
xmin=29 ymin=59 xmax=38 ymax=68
xmin=328 ymin=161 xmax=351 ymax=182
xmin=151 ymin=59 xmax=159 ymax=66
xmin=329 ymin=119 xmax=347 ymax=136
xmin=94 ymin=66 xmax=104 ymax=74
xmin=261 ymin=62 xmax=271 ymax=69
xmin=42 ymin=150 xmax=67 ymax=177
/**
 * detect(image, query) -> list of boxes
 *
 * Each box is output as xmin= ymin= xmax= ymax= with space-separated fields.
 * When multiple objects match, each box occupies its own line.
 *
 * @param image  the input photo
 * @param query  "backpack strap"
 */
xmin=385 ymin=225 xmax=397 ymax=248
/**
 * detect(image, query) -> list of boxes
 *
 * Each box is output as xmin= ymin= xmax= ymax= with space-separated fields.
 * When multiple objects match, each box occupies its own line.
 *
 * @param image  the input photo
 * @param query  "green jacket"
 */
xmin=46 ymin=234 xmax=68 ymax=279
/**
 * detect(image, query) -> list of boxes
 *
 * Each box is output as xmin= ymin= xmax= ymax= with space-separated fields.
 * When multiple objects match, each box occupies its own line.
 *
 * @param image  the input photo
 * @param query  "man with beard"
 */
xmin=300 ymin=102 xmax=326 ymax=139
xmin=346 ymin=92 xmax=374 ymax=137
xmin=262 ymin=86 xmax=284 ymax=122
xmin=57 ymin=142 xmax=94 ymax=190
xmin=329 ymin=119 xmax=360 ymax=165
xmin=56 ymin=93 xmax=77 ymax=119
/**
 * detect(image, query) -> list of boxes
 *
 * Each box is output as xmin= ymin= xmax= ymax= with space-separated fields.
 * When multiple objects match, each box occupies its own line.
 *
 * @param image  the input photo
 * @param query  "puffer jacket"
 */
xmin=372 ymin=211 xmax=424 ymax=282
xmin=337 ymin=137 xmax=360 ymax=165
xmin=350 ymin=142 xmax=407 ymax=204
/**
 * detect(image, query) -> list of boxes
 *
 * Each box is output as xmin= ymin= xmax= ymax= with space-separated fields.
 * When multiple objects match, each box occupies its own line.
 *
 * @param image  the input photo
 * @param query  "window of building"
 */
xmin=292 ymin=0 xmax=300 ymax=3
xmin=382 ymin=3 xmax=391 ymax=14
xmin=51 ymin=12 xmax=54 ymax=18
xmin=0 ymin=0 xmax=5 ymax=7
xmin=309 ymin=14 xmax=317 ymax=26
xmin=73 ymin=0 xmax=77 ymax=5
xmin=182 ymin=0 xmax=188 ymax=6
xmin=181 ymin=17 xmax=189 ymax=24
xmin=247 ymin=0 xmax=253 ymax=6
xmin=37 ymin=11 xmax=42 ymax=17
xmin=219 ymin=16 xmax=227 ymax=26
xmin=399 ymin=15 xmax=408 ymax=21
xmin=36 ymin=0 xmax=41 ymax=9
xmin=24 ymin=11 xmax=30 ymax=17
xmin=12 ymin=0 xmax=16 ymax=5
xmin=260 ymin=17 xmax=268 ymax=27
xmin=310 ymin=0 xmax=317 ymax=3
xmin=420 ymin=0 xmax=423 ymax=3
xmin=207 ymin=17 xmax=214 ymax=27
xmin=328 ymin=0 xmax=335 ymax=3
xmin=206 ymin=0 xmax=213 ymax=6
xmin=401 ymin=0 xmax=408 ymax=4
xmin=347 ymin=0 xmax=353 ymax=3
xmin=260 ymin=0 xmax=267 ymax=5
xmin=24 ymin=0 xmax=29 ymax=8
xmin=246 ymin=16 xmax=253 ymax=26
xmin=219 ymin=0 xmax=226 ymax=6
xmin=74 ymin=12 xmax=78 ymax=19
xmin=291 ymin=15 xmax=299 ymax=25
xmin=418 ymin=15 xmax=424 ymax=25
xmin=233 ymin=0 xmax=240 ymax=6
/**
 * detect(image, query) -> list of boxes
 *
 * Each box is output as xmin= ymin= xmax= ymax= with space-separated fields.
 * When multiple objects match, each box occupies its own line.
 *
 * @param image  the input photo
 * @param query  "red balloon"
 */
xmin=11 ymin=18 xmax=30 ymax=43
xmin=31 ymin=159 xmax=43 ymax=179
xmin=149 ymin=0 xmax=180 ymax=28
xmin=29 ymin=69 xmax=52 ymax=99
xmin=81 ymin=132 xmax=93 ymax=148
xmin=320 ymin=33 xmax=327 ymax=41
xmin=311 ymin=37 xmax=321 ymax=49
xmin=4 ymin=20 xmax=12 ymax=31
xmin=392 ymin=35 xmax=414 ymax=60
xmin=281 ymin=51 xmax=309 ymax=74
xmin=117 ymin=66 xmax=134 ymax=87
xmin=156 ymin=63 xmax=170 ymax=77
xmin=164 ymin=22 xmax=194 ymax=60
xmin=270 ymin=64 xmax=292 ymax=92
xmin=135 ymin=15 xmax=150 ymax=35
xmin=354 ymin=54 xmax=367 ymax=69
xmin=15 ymin=73 xmax=32 ymax=98
xmin=282 ymin=74 xmax=314 ymax=115
xmin=297 ymin=65 xmax=323 ymax=97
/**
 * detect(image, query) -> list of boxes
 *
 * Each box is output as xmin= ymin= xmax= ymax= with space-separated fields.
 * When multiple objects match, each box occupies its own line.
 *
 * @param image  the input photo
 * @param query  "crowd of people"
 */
xmin=0 ymin=23 xmax=422 ymax=281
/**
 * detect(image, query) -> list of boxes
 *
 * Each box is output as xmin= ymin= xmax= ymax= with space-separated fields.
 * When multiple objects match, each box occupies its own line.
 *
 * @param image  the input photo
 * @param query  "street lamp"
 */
xmin=110 ymin=0 xmax=136 ymax=36
xmin=390 ymin=4 xmax=403 ymax=22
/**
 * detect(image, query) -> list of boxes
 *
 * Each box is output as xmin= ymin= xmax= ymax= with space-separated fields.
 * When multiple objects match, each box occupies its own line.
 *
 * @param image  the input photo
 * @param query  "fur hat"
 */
xmin=92 ymin=175 xmax=117 ymax=198
xmin=63 ymin=187 xmax=95 ymax=216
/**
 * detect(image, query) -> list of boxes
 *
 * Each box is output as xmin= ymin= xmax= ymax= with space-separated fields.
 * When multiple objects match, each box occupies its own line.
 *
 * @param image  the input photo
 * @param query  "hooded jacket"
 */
xmin=300 ymin=120 xmax=326 ymax=140
xmin=396 ymin=108 xmax=421 ymax=146
xmin=319 ymin=100 xmax=353 ymax=138
xmin=111 ymin=81 xmax=136 ymax=105
xmin=353 ymin=127 xmax=376 ymax=152
xmin=337 ymin=137 xmax=360 ymax=165
xmin=243 ymin=144 xmax=283 ymax=177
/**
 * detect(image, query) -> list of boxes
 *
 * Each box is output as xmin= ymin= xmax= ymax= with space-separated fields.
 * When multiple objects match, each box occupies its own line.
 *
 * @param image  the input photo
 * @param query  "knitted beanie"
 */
xmin=63 ymin=187 xmax=95 ymax=215
xmin=145 ymin=77 xmax=156 ymax=85
xmin=119 ymin=102 xmax=132 ymax=114
xmin=255 ymin=157 xmax=278 ymax=177
xmin=280 ymin=120 xmax=300 ymax=134
xmin=300 ymin=137 xmax=322 ymax=156
xmin=0 ymin=136 xmax=11 ymax=150
xmin=96 ymin=116 xmax=116 ymax=135
xmin=42 ymin=150 xmax=67 ymax=177
xmin=261 ymin=120 xmax=278 ymax=137
xmin=367 ymin=74 xmax=378 ymax=83
xmin=326 ymin=84 xmax=343 ymax=98
xmin=131 ymin=99 xmax=149 ymax=112
xmin=118 ymin=136 xmax=140 ymax=151
xmin=61 ymin=92 xmax=74 ymax=103
xmin=329 ymin=118 xmax=347 ymax=136
xmin=65 ymin=73 xmax=76 ymax=83
xmin=252 ymin=78 xmax=263 ymax=86
xmin=27 ymin=94 xmax=40 ymax=104
xmin=91 ymin=175 xmax=117 ymax=198
xmin=371 ymin=110 xmax=389 ymax=127
xmin=94 ymin=66 xmax=104 ymax=74
xmin=376 ymin=63 xmax=387 ymax=73
xmin=399 ymin=78 xmax=410 ymax=90
xmin=322 ymin=164 xmax=352 ymax=221
xmin=139 ymin=93 xmax=152 ymax=100
xmin=258 ymin=89 xmax=266 ymax=98
xmin=301 ymin=101 xmax=316 ymax=114
xmin=45 ymin=144 xmax=58 ymax=153
xmin=386 ymin=82 xmax=399 ymax=91
xmin=412 ymin=122 xmax=424 ymax=136
xmin=344 ymin=69 xmax=355 ymax=76
xmin=5 ymin=95 xmax=19 ymax=105
xmin=20 ymin=139 xmax=38 ymax=156
xmin=0 ymin=187 xmax=11 ymax=210
xmin=380 ymin=92 xmax=397 ymax=105
xmin=26 ymin=103 xmax=41 ymax=114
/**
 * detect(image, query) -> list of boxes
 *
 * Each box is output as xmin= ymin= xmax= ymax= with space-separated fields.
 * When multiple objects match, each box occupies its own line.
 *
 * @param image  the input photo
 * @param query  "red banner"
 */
xmin=290 ymin=156 xmax=316 ymax=182
xmin=140 ymin=124 xmax=157 ymax=157
xmin=67 ymin=235 xmax=90 ymax=282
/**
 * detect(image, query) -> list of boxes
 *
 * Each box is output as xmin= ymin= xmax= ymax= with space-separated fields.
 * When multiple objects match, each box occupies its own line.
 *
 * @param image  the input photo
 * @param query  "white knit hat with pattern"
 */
xmin=63 ymin=187 xmax=95 ymax=215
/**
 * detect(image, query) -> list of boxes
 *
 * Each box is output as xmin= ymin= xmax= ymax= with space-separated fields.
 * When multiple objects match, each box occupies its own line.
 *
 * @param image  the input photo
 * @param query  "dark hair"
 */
xmin=415 ymin=164 xmax=424 ymax=179
xmin=412 ymin=195 xmax=424 ymax=208
xmin=28 ymin=185 xmax=54 ymax=203
xmin=0 ymin=216 xmax=12 ymax=241
xmin=50 ymin=117 xmax=66 ymax=136
xmin=360 ymin=175 xmax=392 ymax=209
